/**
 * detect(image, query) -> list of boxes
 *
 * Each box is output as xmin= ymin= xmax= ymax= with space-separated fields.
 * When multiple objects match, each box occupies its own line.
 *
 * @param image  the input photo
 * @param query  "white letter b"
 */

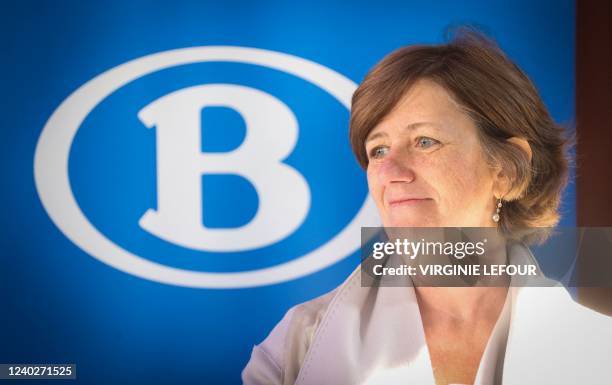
xmin=138 ymin=84 xmax=310 ymax=251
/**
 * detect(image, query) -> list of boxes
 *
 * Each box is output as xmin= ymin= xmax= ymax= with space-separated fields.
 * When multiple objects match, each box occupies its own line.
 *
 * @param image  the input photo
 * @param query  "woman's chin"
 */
xmin=383 ymin=204 xmax=441 ymax=227
xmin=383 ymin=217 xmax=440 ymax=228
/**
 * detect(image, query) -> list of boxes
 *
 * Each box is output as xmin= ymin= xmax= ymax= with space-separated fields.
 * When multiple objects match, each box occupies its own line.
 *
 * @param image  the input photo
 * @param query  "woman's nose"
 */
xmin=376 ymin=149 xmax=416 ymax=185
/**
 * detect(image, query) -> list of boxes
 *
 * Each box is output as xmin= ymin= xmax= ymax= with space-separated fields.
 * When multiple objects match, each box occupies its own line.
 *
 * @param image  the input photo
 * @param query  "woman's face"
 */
xmin=365 ymin=79 xmax=500 ymax=228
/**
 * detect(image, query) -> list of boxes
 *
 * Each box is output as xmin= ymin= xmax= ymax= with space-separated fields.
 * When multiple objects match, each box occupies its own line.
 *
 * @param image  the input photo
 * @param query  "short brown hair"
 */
xmin=349 ymin=29 xmax=572 ymax=243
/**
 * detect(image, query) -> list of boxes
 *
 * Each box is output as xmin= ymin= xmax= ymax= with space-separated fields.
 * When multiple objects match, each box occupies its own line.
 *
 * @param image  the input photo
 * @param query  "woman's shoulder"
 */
xmin=503 ymin=286 xmax=612 ymax=385
xmin=241 ymin=265 xmax=361 ymax=385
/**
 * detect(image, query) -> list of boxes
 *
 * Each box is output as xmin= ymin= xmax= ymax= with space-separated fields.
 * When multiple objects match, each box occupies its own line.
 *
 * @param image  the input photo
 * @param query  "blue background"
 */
xmin=0 ymin=1 xmax=575 ymax=384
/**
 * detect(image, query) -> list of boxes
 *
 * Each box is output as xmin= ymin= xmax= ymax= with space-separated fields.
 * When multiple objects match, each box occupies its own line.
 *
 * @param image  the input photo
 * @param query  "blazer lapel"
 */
xmin=295 ymin=267 xmax=436 ymax=385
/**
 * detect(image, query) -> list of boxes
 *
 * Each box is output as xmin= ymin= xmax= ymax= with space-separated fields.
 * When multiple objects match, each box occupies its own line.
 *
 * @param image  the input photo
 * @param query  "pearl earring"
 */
xmin=492 ymin=198 xmax=502 ymax=223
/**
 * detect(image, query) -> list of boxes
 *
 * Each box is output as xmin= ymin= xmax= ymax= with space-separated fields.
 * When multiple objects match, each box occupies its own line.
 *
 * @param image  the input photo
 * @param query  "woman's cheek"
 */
xmin=366 ymin=165 xmax=385 ymax=208
xmin=428 ymin=153 xmax=477 ymax=209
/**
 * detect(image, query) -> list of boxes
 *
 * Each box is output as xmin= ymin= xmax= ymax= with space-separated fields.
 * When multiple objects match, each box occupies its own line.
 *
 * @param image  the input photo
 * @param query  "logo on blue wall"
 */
xmin=34 ymin=46 xmax=379 ymax=288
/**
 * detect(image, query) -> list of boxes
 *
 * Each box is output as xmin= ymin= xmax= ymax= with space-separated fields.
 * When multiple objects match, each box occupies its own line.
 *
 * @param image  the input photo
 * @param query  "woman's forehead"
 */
xmin=366 ymin=80 xmax=473 ymax=141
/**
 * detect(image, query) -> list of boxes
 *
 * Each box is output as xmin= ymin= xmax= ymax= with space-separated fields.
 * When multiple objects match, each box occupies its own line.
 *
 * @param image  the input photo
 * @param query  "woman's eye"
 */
xmin=416 ymin=136 xmax=440 ymax=149
xmin=369 ymin=146 xmax=389 ymax=159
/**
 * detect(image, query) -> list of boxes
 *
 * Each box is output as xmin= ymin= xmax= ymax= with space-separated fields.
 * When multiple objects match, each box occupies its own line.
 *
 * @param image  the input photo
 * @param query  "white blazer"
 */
xmin=242 ymin=242 xmax=612 ymax=385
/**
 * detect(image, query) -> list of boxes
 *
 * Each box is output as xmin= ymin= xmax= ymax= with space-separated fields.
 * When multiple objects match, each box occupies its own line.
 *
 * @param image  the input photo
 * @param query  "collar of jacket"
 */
xmin=294 ymin=241 xmax=612 ymax=385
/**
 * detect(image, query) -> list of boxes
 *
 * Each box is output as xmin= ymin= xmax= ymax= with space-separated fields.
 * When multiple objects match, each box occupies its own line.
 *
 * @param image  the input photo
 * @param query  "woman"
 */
xmin=242 ymin=31 xmax=612 ymax=385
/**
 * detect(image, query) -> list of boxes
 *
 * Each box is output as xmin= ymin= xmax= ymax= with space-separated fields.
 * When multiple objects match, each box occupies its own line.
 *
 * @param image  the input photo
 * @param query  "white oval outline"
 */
xmin=34 ymin=46 xmax=380 ymax=288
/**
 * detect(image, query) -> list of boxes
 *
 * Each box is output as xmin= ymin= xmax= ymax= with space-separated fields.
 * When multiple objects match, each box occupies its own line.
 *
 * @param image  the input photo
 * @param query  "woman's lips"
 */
xmin=388 ymin=198 xmax=432 ymax=207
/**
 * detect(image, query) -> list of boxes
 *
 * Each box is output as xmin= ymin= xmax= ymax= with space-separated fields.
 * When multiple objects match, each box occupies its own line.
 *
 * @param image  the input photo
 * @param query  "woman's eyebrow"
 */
xmin=404 ymin=121 xmax=442 ymax=131
xmin=366 ymin=122 xmax=442 ymax=144
xmin=365 ymin=131 xmax=387 ymax=144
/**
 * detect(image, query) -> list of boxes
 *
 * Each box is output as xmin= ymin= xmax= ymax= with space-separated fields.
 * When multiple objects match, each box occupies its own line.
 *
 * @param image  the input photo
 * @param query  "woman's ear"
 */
xmin=492 ymin=137 xmax=532 ymax=200
xmin=492 ymin=166 xmax=511 ymax=200
xmin=507 ymin=136 xmax=532 ymax=163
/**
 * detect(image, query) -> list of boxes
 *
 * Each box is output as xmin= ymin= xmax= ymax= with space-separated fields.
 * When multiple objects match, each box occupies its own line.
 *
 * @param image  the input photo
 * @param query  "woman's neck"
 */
xmin=415 ymin=285 xmax=509 ymax=323
xmin=414 ymin=233 xmax=510 ymax=322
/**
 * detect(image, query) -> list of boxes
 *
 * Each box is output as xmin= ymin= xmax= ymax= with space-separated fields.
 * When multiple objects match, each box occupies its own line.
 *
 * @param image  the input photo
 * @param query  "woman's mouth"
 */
xmin=388 ymin=198 xmax=432 ymax=208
